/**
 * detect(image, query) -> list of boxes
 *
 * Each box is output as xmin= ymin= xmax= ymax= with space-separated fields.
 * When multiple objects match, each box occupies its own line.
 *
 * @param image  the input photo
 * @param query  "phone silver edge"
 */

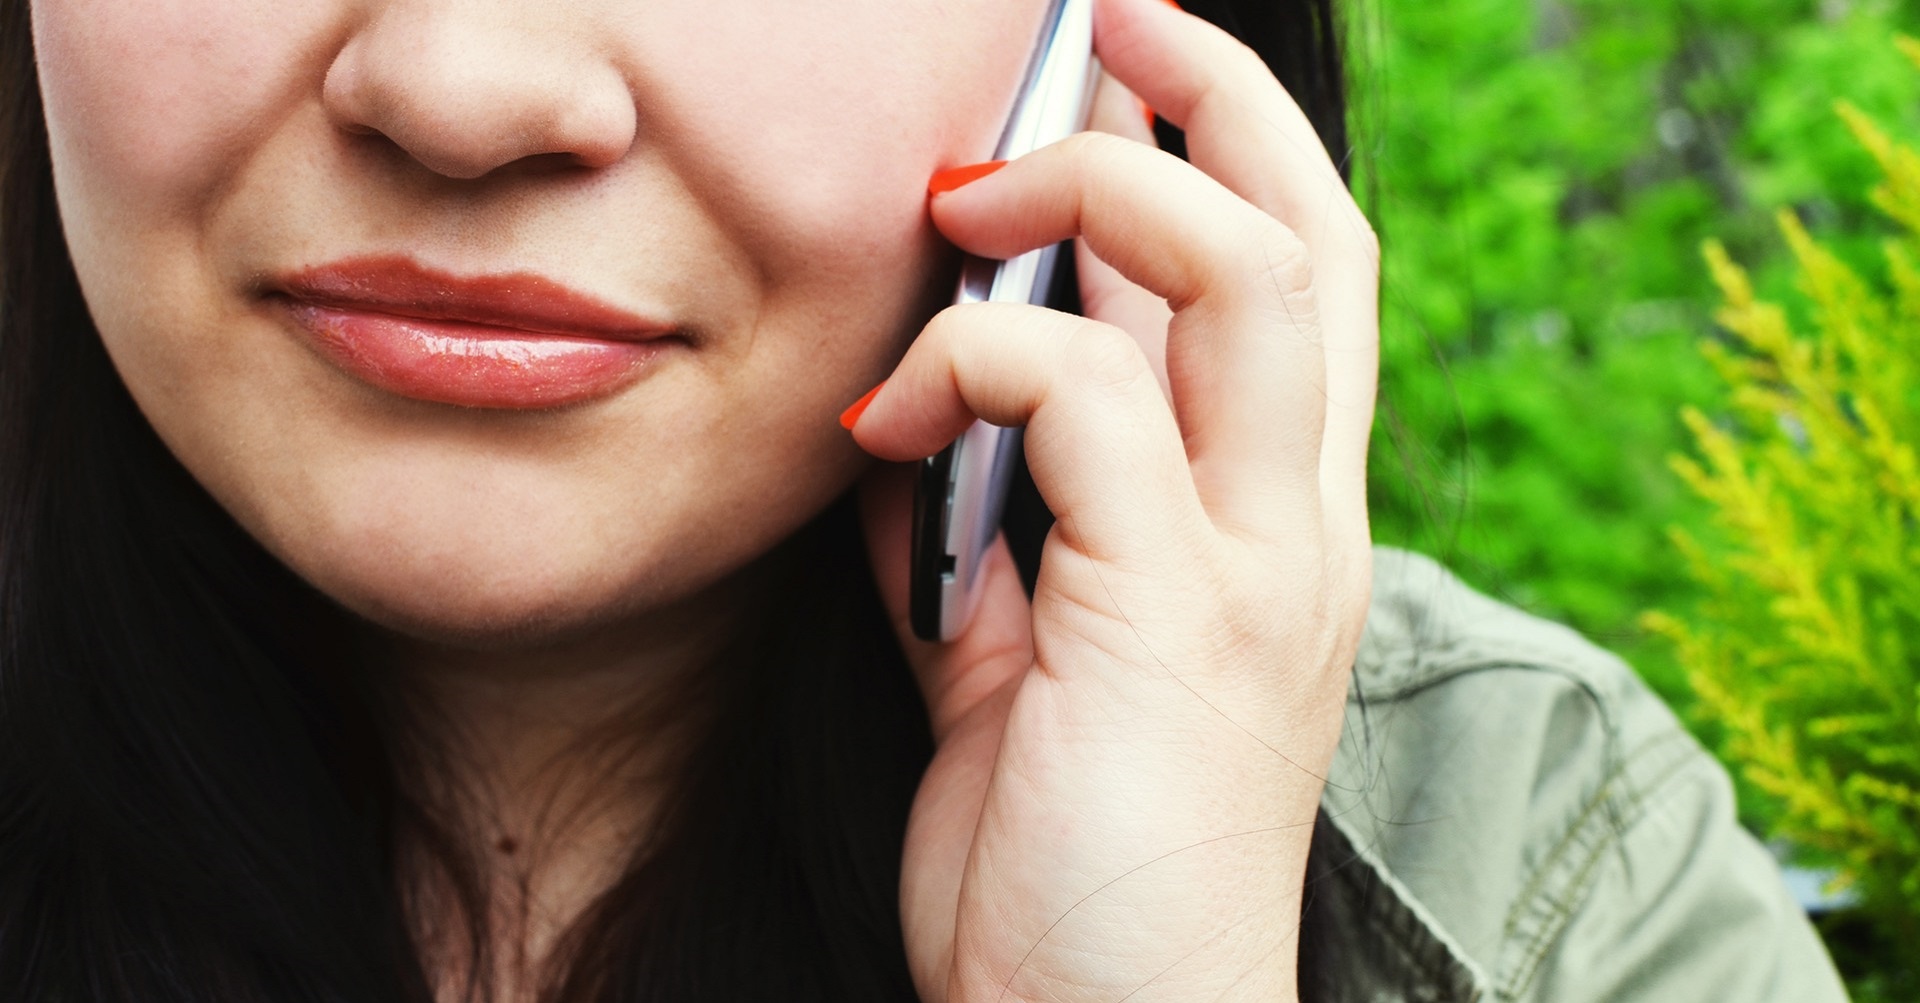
xmin=912 ymin=0 xmax=1098 ymax=642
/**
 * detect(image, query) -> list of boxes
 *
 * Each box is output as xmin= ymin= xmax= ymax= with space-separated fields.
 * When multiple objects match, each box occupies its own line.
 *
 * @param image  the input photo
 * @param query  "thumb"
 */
xmin=855 ymin=460 xmax=1035 ymax=743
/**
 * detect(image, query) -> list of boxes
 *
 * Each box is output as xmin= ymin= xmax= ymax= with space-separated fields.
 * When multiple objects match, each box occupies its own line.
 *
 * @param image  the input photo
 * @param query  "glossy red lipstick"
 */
xmin=270 ymin=256 xmax=675 ymax=409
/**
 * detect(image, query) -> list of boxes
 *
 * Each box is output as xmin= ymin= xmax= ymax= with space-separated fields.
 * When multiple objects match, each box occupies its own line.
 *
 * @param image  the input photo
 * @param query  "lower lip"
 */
xmin=282 ymin=303 xmax=670 ymax=409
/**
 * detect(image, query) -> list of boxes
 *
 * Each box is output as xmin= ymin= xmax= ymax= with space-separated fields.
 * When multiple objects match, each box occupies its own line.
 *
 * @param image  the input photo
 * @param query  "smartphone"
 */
xmin=910 ymin=0 xmax=1097 ymax=642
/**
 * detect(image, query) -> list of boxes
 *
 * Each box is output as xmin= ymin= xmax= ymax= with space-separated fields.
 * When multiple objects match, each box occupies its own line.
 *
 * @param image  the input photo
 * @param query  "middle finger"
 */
xmin=1096 ymin=0 xmax=1379 ymax=536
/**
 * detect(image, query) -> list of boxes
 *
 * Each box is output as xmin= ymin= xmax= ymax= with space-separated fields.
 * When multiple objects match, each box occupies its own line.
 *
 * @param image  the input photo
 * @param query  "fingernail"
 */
xmin=1163 ymin=0 xmax=1182 ymax=9
xmin=928 ymin=161 xmax=1007 ymax=196
xmin=839 ymin=381 xmax=885 ymax=430
xmin=1139 ymin=98 xmax=1156 ymax=131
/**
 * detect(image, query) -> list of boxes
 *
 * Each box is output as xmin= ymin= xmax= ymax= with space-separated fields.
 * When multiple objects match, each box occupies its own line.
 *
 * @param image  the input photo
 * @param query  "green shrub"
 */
xmin=1363 ymin=0 xmax=1920 ymax=709
xmin=1643 ymin=38 xmax=1920 ymax=999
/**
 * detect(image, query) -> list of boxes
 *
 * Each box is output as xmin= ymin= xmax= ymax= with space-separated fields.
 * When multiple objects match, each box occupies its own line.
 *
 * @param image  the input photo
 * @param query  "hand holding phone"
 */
xmin=850 ymin=0 xmax=1381 ymax=994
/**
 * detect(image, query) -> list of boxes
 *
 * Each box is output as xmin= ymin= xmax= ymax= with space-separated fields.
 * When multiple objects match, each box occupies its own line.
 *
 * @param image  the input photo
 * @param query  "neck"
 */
xmin=378 ymin=563 xmax=775 ymax=1002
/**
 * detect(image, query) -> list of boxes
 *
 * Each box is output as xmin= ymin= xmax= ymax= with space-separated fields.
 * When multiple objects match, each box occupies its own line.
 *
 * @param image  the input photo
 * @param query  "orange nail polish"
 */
xmin=1162 ymin=0 xmax=1181 ymax=9
xmin=1139 ymin=98 xmax=1156 ymax=131
xmin=839 ymin=382 xmax=884 ymax=430
xmin=928 ymin=161 xmax=1007 ymax=196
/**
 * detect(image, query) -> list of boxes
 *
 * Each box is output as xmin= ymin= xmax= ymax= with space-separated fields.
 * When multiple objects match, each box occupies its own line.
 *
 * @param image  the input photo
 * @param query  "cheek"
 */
xmin=33 ymin=0 xmax=330 ymax=223
xmin=634 ymin=0 xmax=1039 ymax=285
xmin=33 ymin=0 xmax=345 ymax=425
xmin=32 ymin=1 xmax=354 ymax=525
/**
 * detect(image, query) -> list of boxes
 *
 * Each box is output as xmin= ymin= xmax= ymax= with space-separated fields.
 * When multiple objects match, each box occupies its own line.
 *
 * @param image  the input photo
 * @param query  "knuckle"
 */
xmin=1056 ymin=131 xmax=1142 ymax=200
xmin=1249 ymin=218 xmax=1315 ymax=297
xmin=1189 ymin=33 xmax=1267 ymax=106
xmin=1056 ymin=128 xmax=1113 ymax=159
xmin=1056 ymin=319 xmax=1151 ymax=397
xmin=1218 ymin=217 xmax=1320 ymax=333
xmin=1055 ymin=129 xmax=1131 ymax=173
xmin=921 ymin=303 xmax=1022 ymax=400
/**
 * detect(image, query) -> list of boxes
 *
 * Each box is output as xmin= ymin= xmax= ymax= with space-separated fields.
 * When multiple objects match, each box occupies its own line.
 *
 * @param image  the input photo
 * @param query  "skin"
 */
xmin=33 ymin=0 xmax=1381 ymax=998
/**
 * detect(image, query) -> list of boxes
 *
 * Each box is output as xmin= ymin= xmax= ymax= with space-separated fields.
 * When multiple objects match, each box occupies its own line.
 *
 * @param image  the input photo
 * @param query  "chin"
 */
xmin=278 ymin=526 xmax=734 ymax=652
xmin=338 ymin=578 xmax=644 ymax=651
xmin=213 ymin=434 xmax=857 ymax=652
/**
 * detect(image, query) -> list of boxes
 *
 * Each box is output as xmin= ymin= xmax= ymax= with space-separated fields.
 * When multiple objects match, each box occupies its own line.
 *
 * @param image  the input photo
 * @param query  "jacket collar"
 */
xmin=1311 ymin=805 xmax=1490 ymax=1001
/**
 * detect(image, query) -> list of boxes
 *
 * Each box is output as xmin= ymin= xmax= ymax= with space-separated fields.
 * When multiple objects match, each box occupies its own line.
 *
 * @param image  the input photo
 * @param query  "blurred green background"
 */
xmin=1358 ymin=0 xmax=1920 ymax=994
xmin=1361 ymin=0 xmax=1920 ymax=701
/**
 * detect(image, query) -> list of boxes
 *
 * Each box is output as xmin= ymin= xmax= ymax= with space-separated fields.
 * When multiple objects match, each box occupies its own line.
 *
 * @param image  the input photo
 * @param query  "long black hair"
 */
xmin=0 ymin=0 xmax=1355 ymax=999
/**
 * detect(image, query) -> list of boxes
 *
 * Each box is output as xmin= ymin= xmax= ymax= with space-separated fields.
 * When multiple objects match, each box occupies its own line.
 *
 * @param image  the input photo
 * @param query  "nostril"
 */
xmin=321 ymin=15 xmax=638 ymax=181
xmin=549 ymin=101 xmax=639 ymax=172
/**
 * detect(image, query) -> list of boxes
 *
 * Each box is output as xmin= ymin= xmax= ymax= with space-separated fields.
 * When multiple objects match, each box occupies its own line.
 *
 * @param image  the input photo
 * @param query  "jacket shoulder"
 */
xmin=1316 ymin=547 xmax=1848 ymax=1002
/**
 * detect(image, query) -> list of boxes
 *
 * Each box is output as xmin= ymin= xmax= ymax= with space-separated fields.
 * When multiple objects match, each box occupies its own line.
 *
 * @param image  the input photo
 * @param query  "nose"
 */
xmin=322 ymin=6 xmax=638 ymax=179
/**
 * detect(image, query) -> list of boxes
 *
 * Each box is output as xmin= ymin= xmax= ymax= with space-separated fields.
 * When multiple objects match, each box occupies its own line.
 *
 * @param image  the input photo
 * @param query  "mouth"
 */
xmin=266 ymin=255 xmax=680 ymax=410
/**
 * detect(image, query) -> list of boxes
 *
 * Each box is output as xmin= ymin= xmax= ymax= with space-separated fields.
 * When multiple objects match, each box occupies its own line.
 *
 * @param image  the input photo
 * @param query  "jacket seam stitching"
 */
xmin=1495 ymin=730 xmax=1706 ymax=999
xmin=1497 ymin=731 xmax=1684 ymax=939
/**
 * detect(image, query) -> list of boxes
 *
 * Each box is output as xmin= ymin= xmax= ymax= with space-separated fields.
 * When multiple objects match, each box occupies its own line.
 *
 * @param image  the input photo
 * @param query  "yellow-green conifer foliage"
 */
xmin=1644 ymin=37 xmax=1920 ymax=951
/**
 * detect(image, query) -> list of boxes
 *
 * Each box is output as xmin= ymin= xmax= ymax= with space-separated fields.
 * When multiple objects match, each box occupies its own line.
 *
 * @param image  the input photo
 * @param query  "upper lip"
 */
xmin=268 ymin=254 xmax=673 ymax=340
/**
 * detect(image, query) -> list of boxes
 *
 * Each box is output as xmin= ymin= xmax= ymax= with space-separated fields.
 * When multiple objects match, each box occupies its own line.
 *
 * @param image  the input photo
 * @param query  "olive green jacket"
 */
xmin=1316 ymin=548 xmax=1849 ymax=1001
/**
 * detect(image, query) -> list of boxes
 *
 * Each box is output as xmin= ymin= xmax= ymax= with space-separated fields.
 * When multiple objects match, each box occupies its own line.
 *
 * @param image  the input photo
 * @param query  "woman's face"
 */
xmin=33 ymin=0 xmax=1040 ymax=643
